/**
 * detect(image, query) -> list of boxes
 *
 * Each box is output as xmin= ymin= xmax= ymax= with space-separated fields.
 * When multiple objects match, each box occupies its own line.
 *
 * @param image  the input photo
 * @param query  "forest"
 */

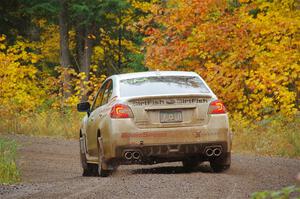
xmin=0 ymin=0 xmax=299 ymax=157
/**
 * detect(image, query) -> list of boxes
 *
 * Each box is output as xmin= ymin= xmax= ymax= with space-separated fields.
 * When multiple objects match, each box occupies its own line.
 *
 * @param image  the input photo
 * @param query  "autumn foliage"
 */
xmin=0 ymin=35 xmax=46 ymax=115
xmin=0 ymin=0 xmax=299 ymax=156
xmin=144 ymin=0 xmax=300 ymax=123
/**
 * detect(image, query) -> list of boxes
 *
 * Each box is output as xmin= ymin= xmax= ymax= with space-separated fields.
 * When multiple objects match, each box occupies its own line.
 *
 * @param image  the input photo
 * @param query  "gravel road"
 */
xmin=0 ymin=134 xmax=299 ymax=199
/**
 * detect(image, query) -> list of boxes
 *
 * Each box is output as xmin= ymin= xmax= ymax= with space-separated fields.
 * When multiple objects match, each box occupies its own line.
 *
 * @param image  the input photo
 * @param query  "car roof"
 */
xmin=111 ymin=71 xmax=199 ymax=81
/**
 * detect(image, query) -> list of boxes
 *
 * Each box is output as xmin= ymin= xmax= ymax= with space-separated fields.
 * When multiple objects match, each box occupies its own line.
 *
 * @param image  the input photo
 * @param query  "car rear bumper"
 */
xmin=103 ymin=114 xmax=232 ymax=163
xmin=112 ymin=141 xmax=228 ymax=165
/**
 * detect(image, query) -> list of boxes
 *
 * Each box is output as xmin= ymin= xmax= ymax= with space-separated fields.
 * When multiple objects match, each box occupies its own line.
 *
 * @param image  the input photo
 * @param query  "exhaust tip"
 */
xmin=205 ymin=148 xmax=214 ymax=157
xmin=124 ymin=151 xmax=133 ymax=160
xmin=132 ymin=151 xmax=141 ymax=160
xmin=214 ymin=148 xmax=222 ymax=156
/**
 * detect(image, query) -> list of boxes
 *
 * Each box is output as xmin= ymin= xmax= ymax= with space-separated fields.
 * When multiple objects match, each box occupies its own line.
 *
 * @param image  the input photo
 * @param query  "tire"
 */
xmin=97 ymin=137 xmax=111 ymax=177
xmin=182 ymin=159 xmax=199 ymax=171
xmin=210 ymin=152 xmax=231 ymax=173
xmin=80 ymin=136 xmax=98 ymax=176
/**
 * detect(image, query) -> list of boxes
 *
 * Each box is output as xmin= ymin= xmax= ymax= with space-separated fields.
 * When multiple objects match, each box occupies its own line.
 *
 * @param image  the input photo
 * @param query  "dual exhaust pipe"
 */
xmin=124 ymin=146 xmax=222 ymax=160
xmin=205 ymin=146 xmax=222 ymax=157
xmin=124 ymin=151 xmax=141 ymax=161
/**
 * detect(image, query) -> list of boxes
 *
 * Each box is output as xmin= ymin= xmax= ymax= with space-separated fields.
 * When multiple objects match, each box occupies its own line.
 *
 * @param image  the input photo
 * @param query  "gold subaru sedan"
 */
xmin=77 ymin=71 xmax=232 ymax=177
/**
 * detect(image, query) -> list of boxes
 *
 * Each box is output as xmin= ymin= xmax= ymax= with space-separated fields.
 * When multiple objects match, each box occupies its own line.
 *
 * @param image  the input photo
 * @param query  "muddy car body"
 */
xmin=78 ymin=71 xmax=232 ymax=176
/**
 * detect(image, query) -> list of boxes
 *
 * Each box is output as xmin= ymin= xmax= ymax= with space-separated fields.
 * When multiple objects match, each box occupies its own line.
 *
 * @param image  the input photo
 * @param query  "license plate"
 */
xmin=160 ymin=111 xmax=183 ymax=123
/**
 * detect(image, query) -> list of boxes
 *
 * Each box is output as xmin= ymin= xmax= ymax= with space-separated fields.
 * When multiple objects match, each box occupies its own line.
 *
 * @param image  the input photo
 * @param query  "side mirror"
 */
xmin=77 ymin=102 xmax=91 ymax=112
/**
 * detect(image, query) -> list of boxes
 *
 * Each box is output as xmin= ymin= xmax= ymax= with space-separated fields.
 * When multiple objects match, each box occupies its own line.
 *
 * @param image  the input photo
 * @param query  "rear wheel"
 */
xmin=80 ymin=135 xmax=98 ymax=176
xmin=210 ymin=152 xmax=231 ymax=173
xmin=97 ymin=137 xmax=111 ymax=177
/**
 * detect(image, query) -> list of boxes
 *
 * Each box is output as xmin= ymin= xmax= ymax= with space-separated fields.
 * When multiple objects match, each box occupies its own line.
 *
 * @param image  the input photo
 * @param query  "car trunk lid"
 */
xmin=127 ymin=94 xmax=212 ymax=128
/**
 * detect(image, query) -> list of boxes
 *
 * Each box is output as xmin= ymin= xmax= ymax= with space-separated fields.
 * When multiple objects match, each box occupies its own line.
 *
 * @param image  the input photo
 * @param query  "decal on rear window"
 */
xmin=132 ymin=98 xmax=208 ymax=106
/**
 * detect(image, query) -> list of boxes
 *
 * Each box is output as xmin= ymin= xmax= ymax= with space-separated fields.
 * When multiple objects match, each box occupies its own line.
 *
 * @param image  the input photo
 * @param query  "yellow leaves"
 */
xmin=0 ymin=34 xmax=6 ymax=42
xmin=261 ymin=97 xmax=273 ymax=107
xmin=0 ymin=35 xmax=6 ymax=50
xmin=33 ymin=19 xmax=47 ymax=28
xmin=239 ymin=0 xmax=250 ymax=3
xmin=65 ymin=96 xmax=80 ymax=107
xmin=52 ymin=66 xmax=106 ymax=107
xmin=37 ymin=24 xmax=60 ymax=63
xmin=0 ymin=36 xmax=46 ymax=115
xmin=78 ymin=72 xmax=87 ymax=80
xmin=90 ymin=65 xmax=98 ymax=72
xmin=130 ymin=0 xmax=156 ymax=13
xmin=31 ymin=56 xmax=38 ymax=64
xmin=0 ymin=44 xmax=6 ymax=50
xmin=93 ymin=46 xmax=104 ymax=58
xmin=87 ymin=34 xmax=96 ymax=40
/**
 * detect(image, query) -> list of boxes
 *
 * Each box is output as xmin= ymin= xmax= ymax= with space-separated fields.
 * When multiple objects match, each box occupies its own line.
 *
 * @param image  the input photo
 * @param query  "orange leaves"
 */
xmin=143 ymin=0 xmax=300 ymax=121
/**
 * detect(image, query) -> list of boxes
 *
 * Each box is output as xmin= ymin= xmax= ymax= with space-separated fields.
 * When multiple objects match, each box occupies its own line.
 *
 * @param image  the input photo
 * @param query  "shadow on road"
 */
xmin=131 ymin=163 xmax=212 ymax=175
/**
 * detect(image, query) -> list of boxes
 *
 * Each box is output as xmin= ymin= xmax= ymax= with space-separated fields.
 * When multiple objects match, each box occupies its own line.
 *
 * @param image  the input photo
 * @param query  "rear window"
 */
xmin=119 ymin=76 xmax=210 ymax=97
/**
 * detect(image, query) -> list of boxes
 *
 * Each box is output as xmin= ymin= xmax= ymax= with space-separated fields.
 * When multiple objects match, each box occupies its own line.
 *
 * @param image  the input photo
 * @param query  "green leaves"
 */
xmin=251 ymin=185 xmax=300 ymax=199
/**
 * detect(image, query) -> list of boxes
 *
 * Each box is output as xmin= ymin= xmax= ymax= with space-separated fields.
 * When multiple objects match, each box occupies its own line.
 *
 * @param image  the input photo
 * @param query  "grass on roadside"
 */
xmin=232 ymin=115 xmax=300 ymax=158
xmin=251 ymin=185 xmax=300 ymax=199
xmin=0 ymin=110 xmax=82 ymax=139
xmin=0 ymin=138 xmax=20 ymax=184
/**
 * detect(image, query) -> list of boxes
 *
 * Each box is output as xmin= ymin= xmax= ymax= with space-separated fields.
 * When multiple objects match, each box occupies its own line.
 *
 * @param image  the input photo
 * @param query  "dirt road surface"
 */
xmin=0 ymin=134 xmax=299 ymax=199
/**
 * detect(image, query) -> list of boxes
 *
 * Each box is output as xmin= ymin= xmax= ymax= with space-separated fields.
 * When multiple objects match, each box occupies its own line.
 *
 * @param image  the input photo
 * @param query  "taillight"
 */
xmin=208 ymin=100 xmax=226 ymax=114
xmin=110 ymin=104 xmax=134 ymax=118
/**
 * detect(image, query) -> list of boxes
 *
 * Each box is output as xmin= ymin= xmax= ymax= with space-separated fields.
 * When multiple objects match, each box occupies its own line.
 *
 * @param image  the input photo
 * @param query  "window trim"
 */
xmin=90 ymin=79 xmax=113 ymax=112
xmin=100 ymin=80 xmax=113 ymax=106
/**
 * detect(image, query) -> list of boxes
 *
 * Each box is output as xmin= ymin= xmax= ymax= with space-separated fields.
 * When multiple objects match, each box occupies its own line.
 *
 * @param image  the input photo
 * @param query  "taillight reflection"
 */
xmin=208 ymin=100 xmax=226 ymax=114
xmin=110 ymin=104 xmax=134 ymax=118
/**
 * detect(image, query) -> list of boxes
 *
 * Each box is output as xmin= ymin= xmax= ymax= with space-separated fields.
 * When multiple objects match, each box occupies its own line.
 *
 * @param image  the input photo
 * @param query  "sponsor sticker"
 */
xmin=132 ymin=98 xmax=208 ymax=106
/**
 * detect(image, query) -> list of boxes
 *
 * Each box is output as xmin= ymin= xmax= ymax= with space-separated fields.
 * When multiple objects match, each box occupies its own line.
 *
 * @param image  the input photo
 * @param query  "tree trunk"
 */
xmin=75 ymin=26 xmax=84 ymax=73
xmin=59 ymin=0 xmax=71 ymax=99
xmin=118 ymin=12 xmax=122 ymax=70
xmin=78 ymin=27 xmax=93 ymax=101
xmin=82 ymin=31 xmax=92 ymax=79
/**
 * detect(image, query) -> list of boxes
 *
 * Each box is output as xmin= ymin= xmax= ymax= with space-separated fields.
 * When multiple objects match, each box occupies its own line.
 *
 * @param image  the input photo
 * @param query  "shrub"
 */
xmin=232 ymin=114 xmax=300 ymax=158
